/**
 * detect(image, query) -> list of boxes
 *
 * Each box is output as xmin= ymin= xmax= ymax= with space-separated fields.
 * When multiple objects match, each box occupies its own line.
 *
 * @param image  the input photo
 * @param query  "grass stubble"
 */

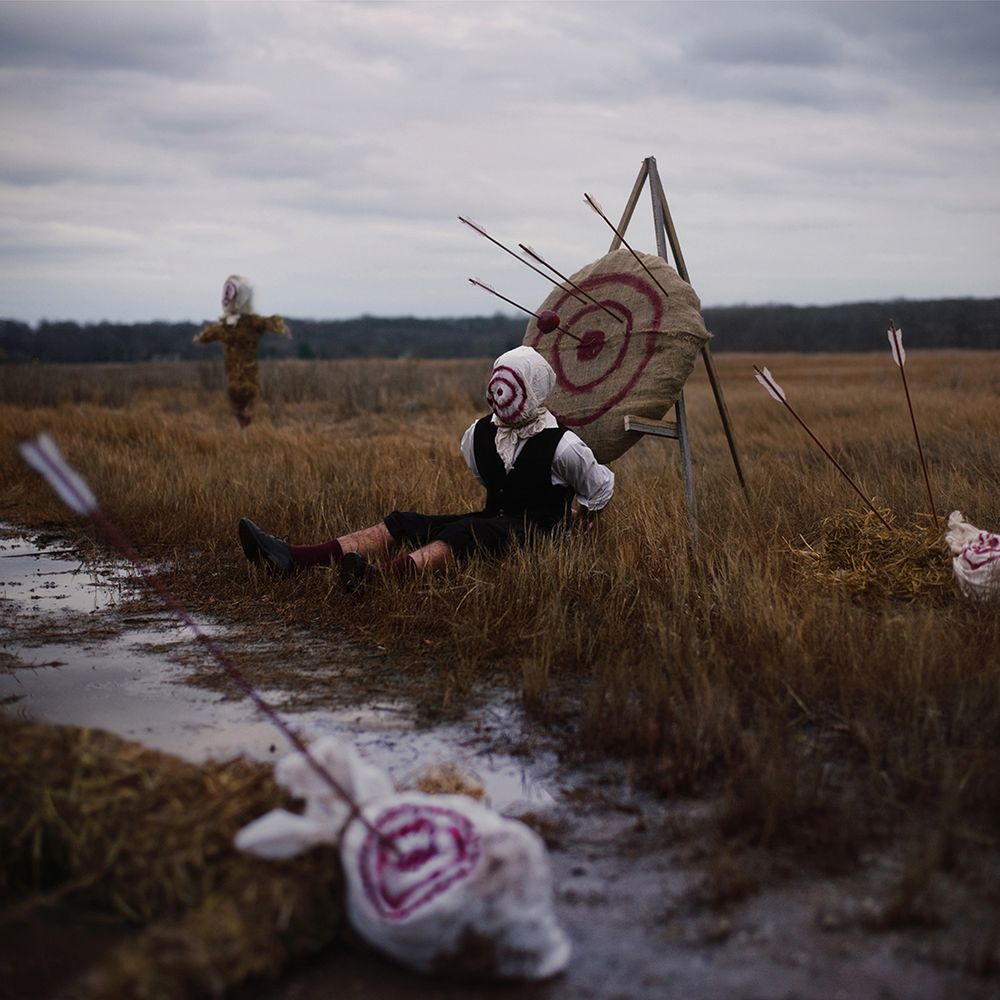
xmin=2 ymin=351 xmax=999 ymax=982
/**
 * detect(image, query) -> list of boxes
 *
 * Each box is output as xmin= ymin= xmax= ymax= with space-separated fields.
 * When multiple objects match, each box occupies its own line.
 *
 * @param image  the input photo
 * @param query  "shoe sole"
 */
xmin=238 ymin=519 xmax=263 ymax=565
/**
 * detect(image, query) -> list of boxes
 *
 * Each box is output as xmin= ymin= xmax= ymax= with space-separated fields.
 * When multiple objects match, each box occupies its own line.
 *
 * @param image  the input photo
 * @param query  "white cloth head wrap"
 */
xmin=487 ymin=346 xmax=556 ymax=472
xmin=222 ymin=274 xmax=254 ymax=323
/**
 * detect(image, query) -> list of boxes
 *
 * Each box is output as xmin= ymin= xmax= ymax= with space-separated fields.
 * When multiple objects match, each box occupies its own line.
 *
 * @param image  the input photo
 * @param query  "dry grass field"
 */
xmin=2 ymin=350 xmax=999 ymax=888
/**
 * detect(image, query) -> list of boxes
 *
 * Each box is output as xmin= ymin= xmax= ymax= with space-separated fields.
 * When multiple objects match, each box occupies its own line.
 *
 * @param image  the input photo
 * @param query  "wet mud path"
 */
xmin=1 ymin=528 xmax=994 ymax=999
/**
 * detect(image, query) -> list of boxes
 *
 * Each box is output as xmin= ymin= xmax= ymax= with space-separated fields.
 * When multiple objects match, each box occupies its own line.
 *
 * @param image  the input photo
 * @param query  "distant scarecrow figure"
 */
xmin=194 ymin=274 xmax=290 ymax=428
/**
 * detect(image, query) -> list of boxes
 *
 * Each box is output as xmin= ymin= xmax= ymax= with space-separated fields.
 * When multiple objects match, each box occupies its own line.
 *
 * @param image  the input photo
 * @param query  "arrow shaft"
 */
xmin=519 ymin=244 xmax=625 ymax=325
xmin=459 ymin=218 xmax=586 ymax=305
xmin=585 ymin=197 xmax=673 ymax=301
xmin=469 ymin=279 xmax=582 ymax=343
xmin=778 ymin=396 xmax=893 ymax=530
xmin=897 ymin=360 xmax=939 ymax=528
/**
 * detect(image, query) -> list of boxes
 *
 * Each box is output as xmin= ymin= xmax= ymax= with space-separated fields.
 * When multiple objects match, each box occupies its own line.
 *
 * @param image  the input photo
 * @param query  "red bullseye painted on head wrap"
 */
xmin=359 ymin=802 xmax=483 ymax=921
xmin=487 ymin=365 xmax=528 ymax=424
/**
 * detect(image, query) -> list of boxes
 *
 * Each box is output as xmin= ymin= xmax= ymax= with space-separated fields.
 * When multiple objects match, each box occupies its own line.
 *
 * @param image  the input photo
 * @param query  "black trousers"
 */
xmin=383 ymin=510 xmax=539 ymax=559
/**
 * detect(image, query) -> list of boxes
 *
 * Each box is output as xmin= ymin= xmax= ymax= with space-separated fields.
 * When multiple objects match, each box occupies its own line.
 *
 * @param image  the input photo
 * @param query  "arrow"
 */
xmin=458 ymin=217 xmax=586 ymax=305
xmin=887 ymin=320 xmax=939 ymax=528
xmin=518 ymin=244 xmax=626 ymax=325
xmin=752 ymin=366 xmax=893 ymax=530
xmin=18 ymin=433 xmax=393 ymax=851
xmin=469 ymin=278 xmax=583 ymax=343
xmin=583 ymin=192 xmax=672 ymax=301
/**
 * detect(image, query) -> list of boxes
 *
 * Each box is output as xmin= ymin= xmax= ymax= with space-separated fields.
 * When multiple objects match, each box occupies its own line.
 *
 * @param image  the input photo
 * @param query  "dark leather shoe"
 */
xmin=339 ymin=552 xmax=381 ymax=593
xmin=238 ymin=518 xmax=295 ymax=576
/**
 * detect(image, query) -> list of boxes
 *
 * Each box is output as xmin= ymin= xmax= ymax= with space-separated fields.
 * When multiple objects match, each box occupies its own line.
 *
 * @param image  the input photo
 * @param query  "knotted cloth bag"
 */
xmin=523 ymin=248 xmax=710 ymax=464
xmin=235 ymin=738 xmax=570 ymax=980
xmin=945 ymin=510 xmax=1000 ymax=601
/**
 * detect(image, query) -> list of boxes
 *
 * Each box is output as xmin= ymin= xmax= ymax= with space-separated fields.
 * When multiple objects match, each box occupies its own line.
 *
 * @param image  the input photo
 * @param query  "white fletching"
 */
xmin=459 ymin=216 xmax=488 ymax=236
xmin=19 ymin=434 xmax=98 ymax=516
xmin=521 ymin=244 xmax=544 ymax=263
xmin=887 ymin=326 xmax=906 ymax=368
xmin=583 ymin=192 xmax=605 ymax=217
xmin=469 ymin=277 xmax=497 ymax=295
xmin=754 ymin=366 xmax=786 ymax=403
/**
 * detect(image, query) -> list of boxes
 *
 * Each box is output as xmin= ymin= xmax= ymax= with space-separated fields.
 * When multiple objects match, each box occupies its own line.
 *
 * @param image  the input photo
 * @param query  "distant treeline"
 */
xmin=1 ymin=297 xmax=997 ymax=363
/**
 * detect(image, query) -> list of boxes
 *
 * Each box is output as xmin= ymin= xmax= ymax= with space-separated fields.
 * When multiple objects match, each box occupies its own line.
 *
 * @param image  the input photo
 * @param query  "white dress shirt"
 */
xmin=460 ymin=413 xmax=615 ymax=511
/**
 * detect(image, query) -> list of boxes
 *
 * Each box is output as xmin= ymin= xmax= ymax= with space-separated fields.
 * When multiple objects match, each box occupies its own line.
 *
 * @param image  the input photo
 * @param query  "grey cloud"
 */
xmin=819 ymin=2 xmax=1000 ymax=97
xmin=690 ymin=26 xmax=840 ymax=68
xmin=0 ymin=0 xmax=216 ymax=76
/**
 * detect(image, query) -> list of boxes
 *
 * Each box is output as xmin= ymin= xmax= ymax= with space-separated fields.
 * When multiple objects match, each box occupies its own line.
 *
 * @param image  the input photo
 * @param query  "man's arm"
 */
xmin=460 ymin=420 xmax=486 ymax=487
xmin=551 ymin=432 xmax=614 ymax=514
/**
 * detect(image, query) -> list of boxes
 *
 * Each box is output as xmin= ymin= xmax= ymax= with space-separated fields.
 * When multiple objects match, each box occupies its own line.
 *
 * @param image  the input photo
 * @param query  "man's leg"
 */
xmin=293 ymin=522 xmax=397 ymax=565
xmin=239 ymin=519 xmax=397 ymax=575
xmin=397 ymin=539 xmax=454 ymax=573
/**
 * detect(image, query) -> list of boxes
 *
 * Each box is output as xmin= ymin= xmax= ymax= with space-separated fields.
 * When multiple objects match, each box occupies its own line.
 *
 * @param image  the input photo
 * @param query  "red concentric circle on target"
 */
xmin=529 ymin=270 xmax=663 ymax=427
xmin=359 ymin=803 xmax=482 ymax=922
xmin=487 ymin=364 xmax=528 ymax=424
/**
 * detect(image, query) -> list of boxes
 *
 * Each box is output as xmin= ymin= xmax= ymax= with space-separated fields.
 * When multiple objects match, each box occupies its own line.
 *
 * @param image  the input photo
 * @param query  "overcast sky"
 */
xmin=2 ymin=0 xmax=998 ymax=324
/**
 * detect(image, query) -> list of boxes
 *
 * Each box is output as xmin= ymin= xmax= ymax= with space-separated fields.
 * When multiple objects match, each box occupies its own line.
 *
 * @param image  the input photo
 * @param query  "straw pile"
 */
xmin=793 ymin=508 xmax=952 ymax=602
xmin=0 ymin=719 xmax=344 ymax=999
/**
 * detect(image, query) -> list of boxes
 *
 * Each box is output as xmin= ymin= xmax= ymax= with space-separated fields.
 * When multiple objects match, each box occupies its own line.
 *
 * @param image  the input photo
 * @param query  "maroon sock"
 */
xmin=389 ymin=555 xmax=417 ymax=579
xmin=289 ymin=538 xmax=344 ymax=567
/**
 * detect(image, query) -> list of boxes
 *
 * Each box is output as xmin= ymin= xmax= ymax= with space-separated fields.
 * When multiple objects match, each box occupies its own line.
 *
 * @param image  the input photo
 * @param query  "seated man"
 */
xmin=238 ymin=346 xmax=614 ymax=590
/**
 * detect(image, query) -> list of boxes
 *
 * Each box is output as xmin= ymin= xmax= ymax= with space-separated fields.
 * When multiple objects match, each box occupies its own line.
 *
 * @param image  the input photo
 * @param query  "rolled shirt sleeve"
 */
xmin=551 ymin=432 xmax=615 ymax=511
xmin=460 ymin=421 xmax=485 ymax=486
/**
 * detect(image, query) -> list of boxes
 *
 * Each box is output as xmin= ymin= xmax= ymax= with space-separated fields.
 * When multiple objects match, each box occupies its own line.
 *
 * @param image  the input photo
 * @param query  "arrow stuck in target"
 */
xmin=458 ymin=217 xmax=587 ymax=305
xmin=518 ymin=244 xmax=626 ymax=326
xmin=468 ymin=278 xmax=583 ymax=343
xmin=583 ymin=193 xmax=673 ymax=303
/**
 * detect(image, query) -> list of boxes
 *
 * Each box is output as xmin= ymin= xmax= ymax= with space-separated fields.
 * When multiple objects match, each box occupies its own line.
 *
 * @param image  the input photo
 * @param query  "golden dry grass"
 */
xmin=2 ymin=351 xmax=999 ymax=856
xmin=0 ymin=718 xmax=343 ymax=998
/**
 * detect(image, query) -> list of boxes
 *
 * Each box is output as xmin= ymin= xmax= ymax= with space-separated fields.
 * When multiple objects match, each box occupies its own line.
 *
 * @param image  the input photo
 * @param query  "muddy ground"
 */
xmin=1 ymin=527 xmax=997 ymax=999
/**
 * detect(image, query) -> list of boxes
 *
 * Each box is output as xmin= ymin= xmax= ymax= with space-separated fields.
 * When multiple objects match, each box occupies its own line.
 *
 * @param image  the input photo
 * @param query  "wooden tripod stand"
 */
xmin=614 ymin=156 xmax=748 ymax=537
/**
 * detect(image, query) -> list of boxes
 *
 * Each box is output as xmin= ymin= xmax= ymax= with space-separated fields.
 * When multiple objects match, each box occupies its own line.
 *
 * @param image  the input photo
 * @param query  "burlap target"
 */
xmin=523 ymin=248 xmax=710 ymax=464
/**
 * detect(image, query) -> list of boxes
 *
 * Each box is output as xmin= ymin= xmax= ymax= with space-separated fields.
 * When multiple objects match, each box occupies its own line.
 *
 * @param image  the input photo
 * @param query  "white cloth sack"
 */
xmin=945 ymin=510 xmax=1000 ymax=601
xmin=235 ymin=738 xmax=570 ymax=980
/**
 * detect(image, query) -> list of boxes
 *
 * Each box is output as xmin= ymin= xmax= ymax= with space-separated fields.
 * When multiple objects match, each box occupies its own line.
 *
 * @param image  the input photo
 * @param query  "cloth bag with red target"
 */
xmin=235 ymin=737 xmax=571 ymax=979
xmin=525 ymin=248 xmax=711 ymax=464
xmin=945 ymin=510 xmax=1000 ymax=602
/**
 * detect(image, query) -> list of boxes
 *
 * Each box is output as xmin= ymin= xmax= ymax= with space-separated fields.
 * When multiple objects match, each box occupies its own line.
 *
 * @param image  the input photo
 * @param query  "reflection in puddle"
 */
xmin=0 ymin=530 xmax=129 ymax=613
xmin=0 ymin=528 xmax=554 ymax=812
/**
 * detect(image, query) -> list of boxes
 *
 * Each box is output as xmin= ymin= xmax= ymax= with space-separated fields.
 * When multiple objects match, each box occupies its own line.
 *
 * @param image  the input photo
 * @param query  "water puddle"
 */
xmin=0 ymin=529 xmax=129 ymax=613
xmin=0 ymin=527 xmax=554 ymax=812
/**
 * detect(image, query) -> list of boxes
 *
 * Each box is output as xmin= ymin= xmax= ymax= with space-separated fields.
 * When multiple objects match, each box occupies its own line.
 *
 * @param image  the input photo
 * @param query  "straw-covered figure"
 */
xmin=238 ymin=346 xmax=614 ymax=589
xmin=195 ymin=274 xmax=290 ymax=428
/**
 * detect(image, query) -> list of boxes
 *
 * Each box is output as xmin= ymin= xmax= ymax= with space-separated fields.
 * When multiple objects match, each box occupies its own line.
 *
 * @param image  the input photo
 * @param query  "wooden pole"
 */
xmin=608 ymin=159 xmax=649 ymax=253
xmin=646 ymin=156 xmax=748 ymax=493
xmin=648 ymin=166 xmax=698 ymax=540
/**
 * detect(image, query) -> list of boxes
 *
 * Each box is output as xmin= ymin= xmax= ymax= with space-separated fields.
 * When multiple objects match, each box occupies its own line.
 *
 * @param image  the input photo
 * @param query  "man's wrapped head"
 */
xmin=487 ymin=346 xmax=555 ymax=427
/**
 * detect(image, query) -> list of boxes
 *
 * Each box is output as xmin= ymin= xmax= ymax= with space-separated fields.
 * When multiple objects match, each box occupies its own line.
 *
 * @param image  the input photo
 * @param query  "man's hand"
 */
xmin=573 ymin=506 xmax=600 ymax=533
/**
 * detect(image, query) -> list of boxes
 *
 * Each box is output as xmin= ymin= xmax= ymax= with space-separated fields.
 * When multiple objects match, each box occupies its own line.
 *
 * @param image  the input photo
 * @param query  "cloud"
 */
xmin=0 ymin=0 xmax=998 ymax=323
xmin=0 ymin=0 xmax=216 ymax=76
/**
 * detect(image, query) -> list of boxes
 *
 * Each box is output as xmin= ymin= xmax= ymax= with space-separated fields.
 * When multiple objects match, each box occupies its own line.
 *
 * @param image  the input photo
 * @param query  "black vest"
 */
xmin=473 ymin=416 xmax=575 ymax=530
